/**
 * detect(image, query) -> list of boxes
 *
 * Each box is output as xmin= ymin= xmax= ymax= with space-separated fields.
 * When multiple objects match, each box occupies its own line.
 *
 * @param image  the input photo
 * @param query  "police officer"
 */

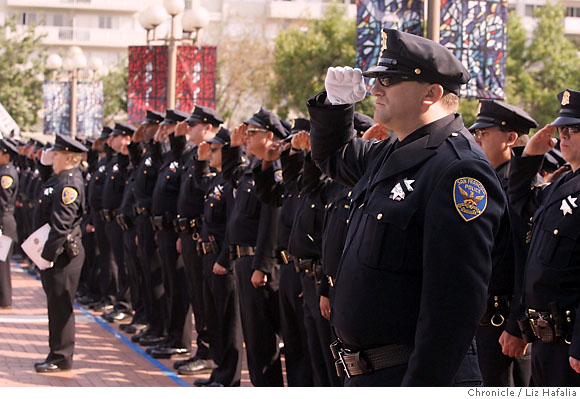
xmin=469 ymin=100 xmax=538 ymax=386
xmin=307 ymin=29 xmax=509 ymax=386
xmin=0 ymin=139 xmax=19 ymax=308
xmin=508 ymin=89 xmax=580 ymax=386
xmin=34 ymin=134 xmax=87 ymax=372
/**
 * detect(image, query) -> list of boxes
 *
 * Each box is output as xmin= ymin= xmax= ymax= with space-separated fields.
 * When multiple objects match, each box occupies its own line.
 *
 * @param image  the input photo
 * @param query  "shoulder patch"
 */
xmin=453 ymin=177 xmax=487 ymax=222
xmin=274 ymin=170 xmax=283 ymax=183
xmin=61 ymin=187 xmax=79 ymax=205
xmin=1 ymin=175 xmax=13 ymax=189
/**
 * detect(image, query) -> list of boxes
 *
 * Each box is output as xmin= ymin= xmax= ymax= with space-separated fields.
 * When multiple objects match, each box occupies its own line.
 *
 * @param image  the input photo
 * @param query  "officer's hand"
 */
xmin=213 ymin=263 xmax=228 ymax=275
xmin=362 ymin=123 xmax=389 ymax=141
xmin=135 ymin=235 xmax=139 ymax=247
xmin=86 ymin=224 xmax=95 ymax=233
xmin=132 ymin=125 xmax=145 ymax=143
xmin=176 ymin=237 xmax=181 ymax=254
xmin=250 ymin=270 xmax=267 ymax=288
xmin=196 ymin=141 xmax=211 ymax=161
xmin=498 ymin=330 xmax=528 ymax=358
xmin=263 ymin=142 xmax=283 ymax=162
xmin=570 ymin=356 xmax=580 ymax=373
xmin=231 ymin=124 xmax=246 ymax=147
xmin=320 ymin=295 xmax=331 ymax=320
xmin=175 ymin=121 xmax=189 ymax=138
xmin=523 ymin=125 xmax=557 ymax=156
xmin=546 ymin=164 xmax=571 ymax=183
xmin=291 ymin=131 xmax=310 ymax=152
xmin=325 ymin=66 xmax=367 ymax=105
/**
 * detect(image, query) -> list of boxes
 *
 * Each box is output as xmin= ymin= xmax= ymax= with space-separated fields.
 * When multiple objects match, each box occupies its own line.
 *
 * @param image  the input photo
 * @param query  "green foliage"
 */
xmin=458 ymin=98 xmax=480 ymax=129
xmin=0 ymin=16 xmax=46 ymax=130
xmin=505 ymin=2 xmax=580 ymax=129
xmin=102 ymin=58 xmax=128 ymax=125
xmin=270 ymin=4 xmax=356 ymax=119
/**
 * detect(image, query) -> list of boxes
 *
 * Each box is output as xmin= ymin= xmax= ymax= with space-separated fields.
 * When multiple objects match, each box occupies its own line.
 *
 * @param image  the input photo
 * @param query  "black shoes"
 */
xmin=124 ymin=323 xmax=148 ymax=334
xmin=193 ymin=378 xmax=223 ymax=387
xmin=89 ymin=300 xmax=114 ymax=312
xmin=178 ymin=358 xmax=216 ymax=375
xmin=139 ymin=335 xmax=166 ymax=347
xmin=34 ymin=361 xmax=70 ymax=373
xmin=101 ymin=309 xmax=131 ymax=323
xmin=150 ymin=346 xmax=191 ymax=359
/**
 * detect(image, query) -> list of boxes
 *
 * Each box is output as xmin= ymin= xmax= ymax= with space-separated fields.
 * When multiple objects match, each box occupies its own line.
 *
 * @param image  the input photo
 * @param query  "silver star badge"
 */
xmin=561 ymin=195 xmax=578 ymax=216
xmin=389 ymin=179 xmax=415 ymax=201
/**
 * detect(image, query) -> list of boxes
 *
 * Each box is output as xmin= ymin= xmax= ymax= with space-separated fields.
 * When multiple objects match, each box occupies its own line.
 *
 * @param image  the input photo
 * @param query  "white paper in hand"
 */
xmin=0 ymin=234 xmax=12 ymax=262
xmin=21 ymin=223 xmax=52 ymax=270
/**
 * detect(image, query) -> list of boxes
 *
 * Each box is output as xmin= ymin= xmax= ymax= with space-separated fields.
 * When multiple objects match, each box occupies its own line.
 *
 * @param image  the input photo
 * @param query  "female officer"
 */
xmin=34 ymin=134 xmax=87 ymax=373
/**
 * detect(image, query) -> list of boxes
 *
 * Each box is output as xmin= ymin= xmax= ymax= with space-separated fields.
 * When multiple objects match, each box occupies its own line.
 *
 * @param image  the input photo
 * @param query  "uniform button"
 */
xmin=189 ymin=174 xmax=192 ymax=178
xmin=210 ymin=203 xmax=214 ymax=208
xmin=68 ymin=173 xmax=73 ymax=176
xmin=567 ymin=317 xmax=572 ymax=323
xmin=377 ymin=213 xmax=383 ymax=220
xmin=111 ymin=176 xmax=114 ymax=180
xmin=529 ymin=217 xmax=533 ymax=222
xmin=451 ymin=133 xmax=458 ymax=137
xmin=311 ymin=204 xmax=315 ymax=208
xmin=348 ymin=191 xmax=352 ymax=198
xmin=346 ymin=219 xmax=349 ymax=224
xmin=166 ymin=176 xmax=170 ymax=180
xmin=144 ymin=171 xmax=147 ymax=174
xmin=247 ymin=188 xmax=251 ymax=192
xmin=567 ymin=310 xmax=571 ymax=315
xmin=554 ymin=229 xmax=559 ymax=235
xmin=281 ymin=194 xmax=285 ymax=199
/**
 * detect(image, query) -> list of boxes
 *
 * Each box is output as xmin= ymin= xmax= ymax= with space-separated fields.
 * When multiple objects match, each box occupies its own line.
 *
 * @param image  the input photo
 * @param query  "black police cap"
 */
xmin=244 ymin=107 xmax=289 ymax=140
xmin=469 ymin=100 xmax=538 ymax=135
xmin=207 ymin=126 xmax=231 ymax=145
xmin=160 ymin=109 xmax=189 ymax=126
xmin=291 ymin=118 xmax=310 ymax=134
xmin=111 ymin=122 xmax=136 ymax=137
xmin=51 ymin=134 xmax=88 ymax=153
xmin=0 ymin=139 xmax=19 ymax=157
xmin=362 ymin=29 xmax=471 ymax=95
xmin=99 ymin=126 xmax=113 ymax=140
xmin=186 ymin=105 xmax=224 ymax=127
xmin=141 ymin=109 xmax=165 ymax=126
xmin=552 ymin=89 xmax=580 ymax=126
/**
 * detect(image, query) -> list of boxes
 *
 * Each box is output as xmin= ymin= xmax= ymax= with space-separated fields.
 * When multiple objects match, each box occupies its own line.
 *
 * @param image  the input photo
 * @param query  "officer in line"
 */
xmin=307 ymin=29 xmax=509 ymax=386
xmin=222 ymin=108 xmax=284 ymax=386
xmin=469 ymin=100 xmax=537 ymax=386
xmin=508 ymin=89 xmax=580 ymax=386
xmin=34 ymin=134 xmax=88 ymax=372
xmin=192 ymin=127 xmax=244 ymax=387
xmin=172 ymin=105 xmax=222 ymax=373
xmin=0 ymin=139 xmax=19 ymax=309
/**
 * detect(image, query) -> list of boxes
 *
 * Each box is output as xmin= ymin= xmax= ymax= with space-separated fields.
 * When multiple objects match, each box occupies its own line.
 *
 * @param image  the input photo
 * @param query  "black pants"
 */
xmin=136 ymin=214 xmax=164 ymax=334
xmin=124 ymin=226 xmax=144 ymax=322
xmin=203 ymin=251 xmax=243 ymax=387
xmin=532 ymin=340 xmax=580 ymax=386
xmin=233 ymin=256 xmax=283 ymax=386
xmin=300 ymin=272 xmax=341 ymax=386
xmin=0 ymin=213 xmax=16 ymax=307
xmin=476 ymin=324 xmax=532 ymax=386
xmin=94 ymin=212 xmax=116 ymax=303
xmin=105 ymin=219 xmax=130 ymax=310
xmin=157 ymin=229 xmax=190 ymax=349
xmin=79 ymin=219 xmax=99 ymax=300
xmin=39 ymin=247 xmax=85 ymax=368
xmin=278 ymin=263 xmax=313 ymax=386
xmin=180 ymin=232 xmax=210 ymax=357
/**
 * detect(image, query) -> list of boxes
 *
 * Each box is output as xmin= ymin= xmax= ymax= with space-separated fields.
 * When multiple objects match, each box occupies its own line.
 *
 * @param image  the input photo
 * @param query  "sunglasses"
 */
xmin=557 ymin=125 xmax=580 ymax=135
xmin=376 ymin=75 xmax=411 ymax=88
xmin=210 ymin=146 xmax=221 ymax=153
xmin=472 ymin=128 xmax=492 ymax=140
xmin=245 ymin=128 xmax=268 ymax=136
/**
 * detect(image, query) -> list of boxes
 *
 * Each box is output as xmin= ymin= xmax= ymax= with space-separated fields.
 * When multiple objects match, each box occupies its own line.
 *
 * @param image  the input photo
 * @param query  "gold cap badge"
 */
xmin=380 ymin=31 xmax=388 ymax=54
xmin=562 ymin=91 xmax=571 ymax=106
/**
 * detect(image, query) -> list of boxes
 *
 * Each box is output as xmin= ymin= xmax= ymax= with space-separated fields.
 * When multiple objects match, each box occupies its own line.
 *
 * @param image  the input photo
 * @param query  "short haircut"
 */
xmin=440 ymin=91 xmax=459 ymax=112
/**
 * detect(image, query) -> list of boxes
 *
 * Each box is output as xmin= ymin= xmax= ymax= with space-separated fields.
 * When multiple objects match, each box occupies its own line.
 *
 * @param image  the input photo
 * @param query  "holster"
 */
xmin=517 ymin=315 xmax=537 ymax=344
xmin=151 ymin=215 xmax=171 ymax=231
xmin=174 ymin=216 xmax=201 ymax=239
xmin=116 ymin=214 xmax=134 ymax=231
xmin=64 ymin=226 xmax=82 ymax=259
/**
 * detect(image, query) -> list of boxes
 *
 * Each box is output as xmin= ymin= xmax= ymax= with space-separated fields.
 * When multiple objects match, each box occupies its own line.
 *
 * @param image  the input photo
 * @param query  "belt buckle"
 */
xmin=280 ymin=250 xmax=288 ymax=264
xmin=337 ymin=349 xmax=351 ymax=379
xmin=236 ymin=246 xmax=241 ymax=259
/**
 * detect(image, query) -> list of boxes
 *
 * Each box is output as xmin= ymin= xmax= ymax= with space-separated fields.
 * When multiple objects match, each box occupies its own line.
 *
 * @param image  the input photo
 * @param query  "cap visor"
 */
xmin=467 ymin=121 xmax=496 ymax=131
xmin=550 ymin=116 xmax=580 ymax=126
xmin=207 ymin=137 xmax=226 ymax=145
xmin=244 ymin=116 xmax=265 ymax=127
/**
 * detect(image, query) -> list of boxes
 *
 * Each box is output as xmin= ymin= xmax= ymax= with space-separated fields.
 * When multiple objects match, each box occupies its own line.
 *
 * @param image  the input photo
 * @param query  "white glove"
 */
xmin=325 ymin=66 xmax=367 ymax=105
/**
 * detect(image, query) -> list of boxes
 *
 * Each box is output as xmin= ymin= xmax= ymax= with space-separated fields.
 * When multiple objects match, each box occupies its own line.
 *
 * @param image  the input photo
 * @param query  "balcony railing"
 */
xmin=35 ymin=26 xmax=146 ymax=47
xmin=6 ymin=0 xmax=142 ymax=12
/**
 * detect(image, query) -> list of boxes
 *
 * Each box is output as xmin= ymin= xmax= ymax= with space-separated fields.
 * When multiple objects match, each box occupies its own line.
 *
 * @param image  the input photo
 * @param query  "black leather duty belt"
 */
xmin=100 ymin=209 xmax=118 ymax=223
xmin=276 ymin=250 xmax=290 ymax=265
xmin=330 ymin=340 xmax=413 ymax=378
xmin=174 ymin=216 xmax=201 ymax=239
xmin=198 ymin=241 xmax=217 ymax=255
xmin=229 ymin=245 xmax=256 ymax=260
xmin=151 ymin=214 xmax=174 ymax=231
xmin=134 ymin=206 xmax=151 ymax=216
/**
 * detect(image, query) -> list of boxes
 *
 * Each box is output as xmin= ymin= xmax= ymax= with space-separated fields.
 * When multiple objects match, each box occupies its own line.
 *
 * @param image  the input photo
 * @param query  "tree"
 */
xmin=505 ymin=2 xmax=580 ymax=128
xmin=269 ymin=4 xmax=374 ymax=119
xmin=0 ymin=16 xmax=46 ymax=130
xmin=101 ymin=58 xmax=128 ymax=125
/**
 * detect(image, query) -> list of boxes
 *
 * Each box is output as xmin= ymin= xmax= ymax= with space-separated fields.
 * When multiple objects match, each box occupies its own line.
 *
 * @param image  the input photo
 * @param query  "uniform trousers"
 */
xmin=93 ymin=212 xmax=116 ymax=304
xmin=180 ymin=232 xmax=210 ymax=357
xmin=124 ymin=226 xmax=145 ymax=322
xmin=300 ymin=272 xmax=341 ymax=386
xmin=79 ymin=219 xmax=99 ymax=300
xmin=0 ymin=213 xmax=16 ymax=307
xmin=202 ymin=251 xmax=243 ymax=386
xmin=531 ymin=340 xmax=580 ymax=386
xmin=135 ymin=214 xmax=164 ymax=334
xmin=39 ymin=247 xmax=85 ymax=368
xmin=234 ymin=255 xmax=283 ymax=386
xmin=476 ymin=324 xmax=532 ymax=386
xmin=157 ymin=229 xmax=190 ymax=349
xmin=104 ymin=220 xmax=130 ymax=310
xmin=278 ymin=263 xmax=313 ymax=386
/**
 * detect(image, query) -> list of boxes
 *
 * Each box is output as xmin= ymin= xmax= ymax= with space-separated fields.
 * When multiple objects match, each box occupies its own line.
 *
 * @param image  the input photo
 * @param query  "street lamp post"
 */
xmin=139 ymin=1 xmax=210 ymax=109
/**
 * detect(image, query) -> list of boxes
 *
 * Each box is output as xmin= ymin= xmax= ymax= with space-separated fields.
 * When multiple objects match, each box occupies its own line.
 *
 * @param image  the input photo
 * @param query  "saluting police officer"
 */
xmin=0 ymin=139 xmax=19 ymax=309
xmin=34 ymin=134 xmax=87 ymax=372
xmin=508 ymin=89 xmax=580 ymax=386
xmin=469 ymin=100 xmax=538 ymax=387
xmin=307 ymin=29 xmax=509 ymax=386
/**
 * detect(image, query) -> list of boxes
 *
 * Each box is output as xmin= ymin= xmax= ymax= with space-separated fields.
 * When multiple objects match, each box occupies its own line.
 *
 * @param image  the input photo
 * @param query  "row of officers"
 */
xmin=0 ymin=29 xmax=579 ymax=387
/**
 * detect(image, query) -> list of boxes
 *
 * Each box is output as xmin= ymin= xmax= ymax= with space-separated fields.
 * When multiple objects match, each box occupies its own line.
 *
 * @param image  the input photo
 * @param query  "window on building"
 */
xmin=525 ymin=4 xmax=543 ymax=17
xmin=566 ymin=7 xmax=580 ymax=17
xmin=19 ymin=12 xmax=39 ymax=26
xmin=185 ymin=0 xmax=192 ymax=10
xmin=99 ymin=15 xmax=113 ymax=29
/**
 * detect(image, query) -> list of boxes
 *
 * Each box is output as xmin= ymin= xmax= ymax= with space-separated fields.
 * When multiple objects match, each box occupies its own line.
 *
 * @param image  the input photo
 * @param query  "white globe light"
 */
xmin=138 ymin=11 xmax=154 ymax=30
xmin=145 ymin=5 xmax=169 ymax=27
xmin=63 ymin=57 xmax=75 ymax=71
xmin=182 ymin=7 xmax=209 ymax=32
xmin=72 ymin=53 xmax=87 ymax=70
xmin=46 ymin=54 xmax=63 ymax=70
xmin=88 ymin=56 xmax=103 ymax=71
xmin=163 ymin=0 xmax=185 ymax=17
xmin=67 ymin=46 xmax=83 ymax=59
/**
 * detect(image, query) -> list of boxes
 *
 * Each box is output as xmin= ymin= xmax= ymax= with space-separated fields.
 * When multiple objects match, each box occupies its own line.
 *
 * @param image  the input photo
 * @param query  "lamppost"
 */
xmin=45 ymin=47 xmax=102 ymax=139
xmin=138 ymin=0 xmax=210 ymax=109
